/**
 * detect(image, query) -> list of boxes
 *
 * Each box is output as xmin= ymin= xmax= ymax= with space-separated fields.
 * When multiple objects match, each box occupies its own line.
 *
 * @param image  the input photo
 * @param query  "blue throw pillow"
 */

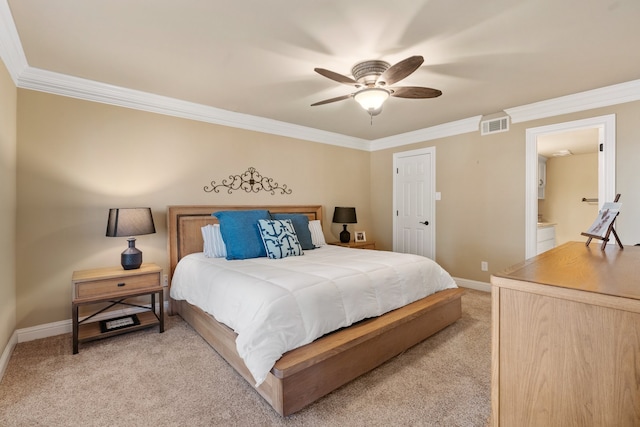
xmin=270 ymin=213 xmax=315 ymax=250
xmin=257 ymin=219 xmax=303 ymax=259
xmin=213 ymin=210 xmax=270 ymax=260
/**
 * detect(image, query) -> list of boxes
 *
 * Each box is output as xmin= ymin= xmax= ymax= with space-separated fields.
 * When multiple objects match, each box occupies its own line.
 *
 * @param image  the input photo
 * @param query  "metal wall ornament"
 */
xmin=204 ymin=167 xmax=293 ymax=195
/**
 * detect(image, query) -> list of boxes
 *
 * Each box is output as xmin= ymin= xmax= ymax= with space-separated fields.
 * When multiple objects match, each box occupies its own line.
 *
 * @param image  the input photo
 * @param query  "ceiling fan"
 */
xmin=311 ymin=55 xmax=442 ymax=117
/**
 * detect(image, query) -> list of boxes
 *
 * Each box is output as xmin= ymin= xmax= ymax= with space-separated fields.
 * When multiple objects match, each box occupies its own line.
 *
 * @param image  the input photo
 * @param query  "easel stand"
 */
xmin=581 ymin=194 xmax=623 ymax=250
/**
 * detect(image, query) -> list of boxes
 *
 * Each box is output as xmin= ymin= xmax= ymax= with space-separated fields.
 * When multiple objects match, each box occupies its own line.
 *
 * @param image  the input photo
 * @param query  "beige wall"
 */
xmin=370 ymin=125 xmax=525 ymax=281
xmin=16 ymin=90 xmax=371 ymax=328
xmin=544 ymin=153 xmax=599 ymax=245
xmin=0 ymin=60 xmax=17 ymax=350
xmin=11 ymin=85 xmax=640 ymax=329
xmin=371 ymin=101 xmax=640 ymax=282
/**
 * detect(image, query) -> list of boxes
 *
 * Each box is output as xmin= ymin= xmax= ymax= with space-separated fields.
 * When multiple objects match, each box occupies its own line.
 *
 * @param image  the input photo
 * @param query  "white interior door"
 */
xmin=393 ymin=147 xmax=436 ymax=259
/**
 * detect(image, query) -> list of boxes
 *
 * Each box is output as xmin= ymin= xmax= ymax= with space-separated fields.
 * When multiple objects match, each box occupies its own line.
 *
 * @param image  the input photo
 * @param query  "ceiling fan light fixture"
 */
xmin=354 ymin=88 xmax=390 ymax=113
xmin=368 ymin=106 xmax=383 ymax=116
xmin=552 ymin=149 xmax=573 ymax=157
xmin=312 ymin=56 xmax=439 ymax=119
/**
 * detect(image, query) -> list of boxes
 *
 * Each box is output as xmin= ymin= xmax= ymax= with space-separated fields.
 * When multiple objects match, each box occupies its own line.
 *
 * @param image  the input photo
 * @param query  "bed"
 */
xmin=167 ymin=204 xmax=464 ymax=416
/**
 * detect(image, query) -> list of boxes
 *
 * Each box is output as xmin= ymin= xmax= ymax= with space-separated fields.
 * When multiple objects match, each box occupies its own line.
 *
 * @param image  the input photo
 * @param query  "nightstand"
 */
xmin=72 ymin=263 xmax=164 ymax=354
xmin=329 ymin=241 xmax=376 ymax=250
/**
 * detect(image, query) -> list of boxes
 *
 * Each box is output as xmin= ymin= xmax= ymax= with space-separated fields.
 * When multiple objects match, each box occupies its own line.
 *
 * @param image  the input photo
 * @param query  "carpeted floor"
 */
xmin=0 ymin=289 xmax=491 ymax=426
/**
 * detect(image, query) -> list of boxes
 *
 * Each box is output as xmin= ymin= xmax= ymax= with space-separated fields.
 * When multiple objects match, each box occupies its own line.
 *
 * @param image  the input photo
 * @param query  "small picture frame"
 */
xmin=355 ymin=231 xmax=366 ymax=243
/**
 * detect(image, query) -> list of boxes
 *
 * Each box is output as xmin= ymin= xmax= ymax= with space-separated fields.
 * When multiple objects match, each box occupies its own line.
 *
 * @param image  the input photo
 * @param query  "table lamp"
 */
xmin=332 ymin=207 xmax=357 ymax=243
xmin=106 ymin=207 xmax=156 ymax=270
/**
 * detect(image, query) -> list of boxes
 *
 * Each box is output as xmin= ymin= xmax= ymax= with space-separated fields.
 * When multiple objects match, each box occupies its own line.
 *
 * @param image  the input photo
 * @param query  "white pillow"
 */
xmin=201 ymin=224 xmax=227 ymax=258
xmin=308 ymin=220 xmax=327 ymax=246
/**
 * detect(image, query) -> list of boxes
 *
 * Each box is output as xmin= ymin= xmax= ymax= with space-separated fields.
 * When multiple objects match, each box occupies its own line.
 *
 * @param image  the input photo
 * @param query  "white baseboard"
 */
xmin=0 ymin=305 xmax=161 ymax=383
xmin=0 ymin=330 xmax=18 ymax=383
xmin=16 ymin=301 xmax=169 ymax=344
xmin=9 ymin=281 xmax=487 ymax=343
xmin=17 ymin=319 xmax=73 ymax=343
xmin=454 ymin=277 xmax=491 ymax=292
xmin=2 ymin=281 xmax=487 ymax=382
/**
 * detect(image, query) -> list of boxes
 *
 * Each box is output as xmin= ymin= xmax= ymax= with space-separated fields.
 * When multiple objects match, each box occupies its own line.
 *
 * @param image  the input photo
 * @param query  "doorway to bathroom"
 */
xmin=524 ymin=114 xmax=616 ymax=259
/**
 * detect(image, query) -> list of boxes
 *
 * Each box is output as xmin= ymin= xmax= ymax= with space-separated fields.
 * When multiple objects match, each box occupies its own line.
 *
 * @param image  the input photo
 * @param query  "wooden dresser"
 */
xmin=490 ymin=241 xmax=640 ymax=426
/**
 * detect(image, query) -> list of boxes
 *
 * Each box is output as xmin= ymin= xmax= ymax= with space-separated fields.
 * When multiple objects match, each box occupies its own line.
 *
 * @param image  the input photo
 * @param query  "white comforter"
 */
xmin=170 ymin=245 xmax=457 ymax=386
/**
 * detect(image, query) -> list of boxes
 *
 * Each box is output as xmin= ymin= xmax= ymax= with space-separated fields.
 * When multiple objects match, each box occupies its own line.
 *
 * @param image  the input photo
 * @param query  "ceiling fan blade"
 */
xmin=311 ymin=93 xmax=353 ymax=106
xmin=314 ymin=68 xmax=360 ymax=86
xmin=391 ymin=86 xmax=442 ymax=99
xmin=377 ymin=56 xmax=424 ymax=86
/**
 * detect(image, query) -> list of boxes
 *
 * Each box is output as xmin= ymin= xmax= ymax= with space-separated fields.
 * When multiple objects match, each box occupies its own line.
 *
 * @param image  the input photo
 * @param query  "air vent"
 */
xmin=481 ymin=117 xmax=509 ymax=135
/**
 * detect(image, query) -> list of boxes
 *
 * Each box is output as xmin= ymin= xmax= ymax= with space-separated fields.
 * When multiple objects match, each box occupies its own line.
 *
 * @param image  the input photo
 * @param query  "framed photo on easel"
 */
xmin=581 ymin=194 xmax=623 ymax=250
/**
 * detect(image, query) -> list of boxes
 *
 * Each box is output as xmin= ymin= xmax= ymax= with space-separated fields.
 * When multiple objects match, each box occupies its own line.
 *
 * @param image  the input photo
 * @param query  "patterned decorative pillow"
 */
xmin=201 ymin=224 xmax=227 ymax=258
xmin=270 ymin=213 xmax=314 ymax=250
xmin=257 ymin=219 xmax=304 ymax=259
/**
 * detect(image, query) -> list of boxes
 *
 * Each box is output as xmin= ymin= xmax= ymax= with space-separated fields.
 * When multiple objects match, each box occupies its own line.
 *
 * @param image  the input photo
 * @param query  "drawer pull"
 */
xmin=117 ymin=282 xmax=126 ymax=287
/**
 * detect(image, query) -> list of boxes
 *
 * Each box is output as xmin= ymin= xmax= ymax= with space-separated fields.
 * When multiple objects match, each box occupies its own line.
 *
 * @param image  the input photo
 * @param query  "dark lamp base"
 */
xmin=121 ymin=237 xmax=142 ymax=270
xmin=340 ymin=225 xmax=351 ymax=243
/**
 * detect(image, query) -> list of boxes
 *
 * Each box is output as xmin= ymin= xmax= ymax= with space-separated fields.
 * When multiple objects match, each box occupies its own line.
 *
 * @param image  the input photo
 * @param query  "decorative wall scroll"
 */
xmin=204 ymin=167 xmax=293 ymax=195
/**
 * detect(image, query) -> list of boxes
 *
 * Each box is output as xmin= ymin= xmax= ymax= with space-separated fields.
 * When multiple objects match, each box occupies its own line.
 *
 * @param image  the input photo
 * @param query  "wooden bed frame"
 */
xmin=167 ymin=205 xmax=464 ymax=416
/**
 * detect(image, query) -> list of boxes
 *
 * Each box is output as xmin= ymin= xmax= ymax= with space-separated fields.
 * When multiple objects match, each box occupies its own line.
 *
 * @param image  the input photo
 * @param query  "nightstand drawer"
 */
xmin=75 ymin=272 xmax=160 ymax=298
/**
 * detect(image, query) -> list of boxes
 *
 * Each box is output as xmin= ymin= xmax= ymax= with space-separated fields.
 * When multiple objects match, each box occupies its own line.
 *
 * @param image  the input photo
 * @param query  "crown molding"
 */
xmin=0 ymin=0 xmax=28 ymax=83
xmin=16 ymin=62 xmax=639 ymax=152
xmin=17 ymin=67 xmax=371 ymax=151
xmin=2 ymin=0 xmax=639 ymax=151
xmin=505 ymin=79 xmax=640 ymax=124
xmin=369 ymin=116 xmax=482 ymax=151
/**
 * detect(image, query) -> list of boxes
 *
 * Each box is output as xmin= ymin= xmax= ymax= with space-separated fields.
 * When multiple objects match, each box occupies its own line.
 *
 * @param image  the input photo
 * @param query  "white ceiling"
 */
xmin=5 ymin=0 xmax=640 ymax=141
xmin=537 ymin=127 xmax=599 ymax=157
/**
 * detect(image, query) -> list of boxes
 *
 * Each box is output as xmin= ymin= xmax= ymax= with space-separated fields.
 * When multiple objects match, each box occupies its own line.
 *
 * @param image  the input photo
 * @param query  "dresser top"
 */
xmin=493 ymin=241 xmax=640 ymax=301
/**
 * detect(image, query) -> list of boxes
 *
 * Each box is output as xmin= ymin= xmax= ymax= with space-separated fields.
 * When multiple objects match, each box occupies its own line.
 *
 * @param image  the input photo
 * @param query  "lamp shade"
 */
xmin=106 ymin=208 xmax=156 ymax=237
xmin=106 ymin=208 xmax=156 ymax=270
xmin=332 ymin=207 xmax=357 ymax=224
xmin=332 ymin=207 xmax=357 ymax=243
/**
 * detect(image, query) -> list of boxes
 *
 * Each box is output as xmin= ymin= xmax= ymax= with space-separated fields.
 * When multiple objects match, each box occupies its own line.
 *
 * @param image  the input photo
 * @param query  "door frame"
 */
xmin=392 ymin=146 xmax=436 ymax=257
xmin=525 ymin=114 xmax=616 ymax=259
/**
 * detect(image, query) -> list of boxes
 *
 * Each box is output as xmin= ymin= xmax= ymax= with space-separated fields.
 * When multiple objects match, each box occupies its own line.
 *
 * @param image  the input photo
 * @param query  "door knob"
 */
xmin=420 ymin=221 xmax=429 ymax=226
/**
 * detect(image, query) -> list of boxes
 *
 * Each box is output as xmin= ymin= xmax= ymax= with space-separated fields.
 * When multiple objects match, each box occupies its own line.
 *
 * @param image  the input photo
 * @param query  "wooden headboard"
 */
xmin=167 ymin=205 xmax=323 ymax=279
